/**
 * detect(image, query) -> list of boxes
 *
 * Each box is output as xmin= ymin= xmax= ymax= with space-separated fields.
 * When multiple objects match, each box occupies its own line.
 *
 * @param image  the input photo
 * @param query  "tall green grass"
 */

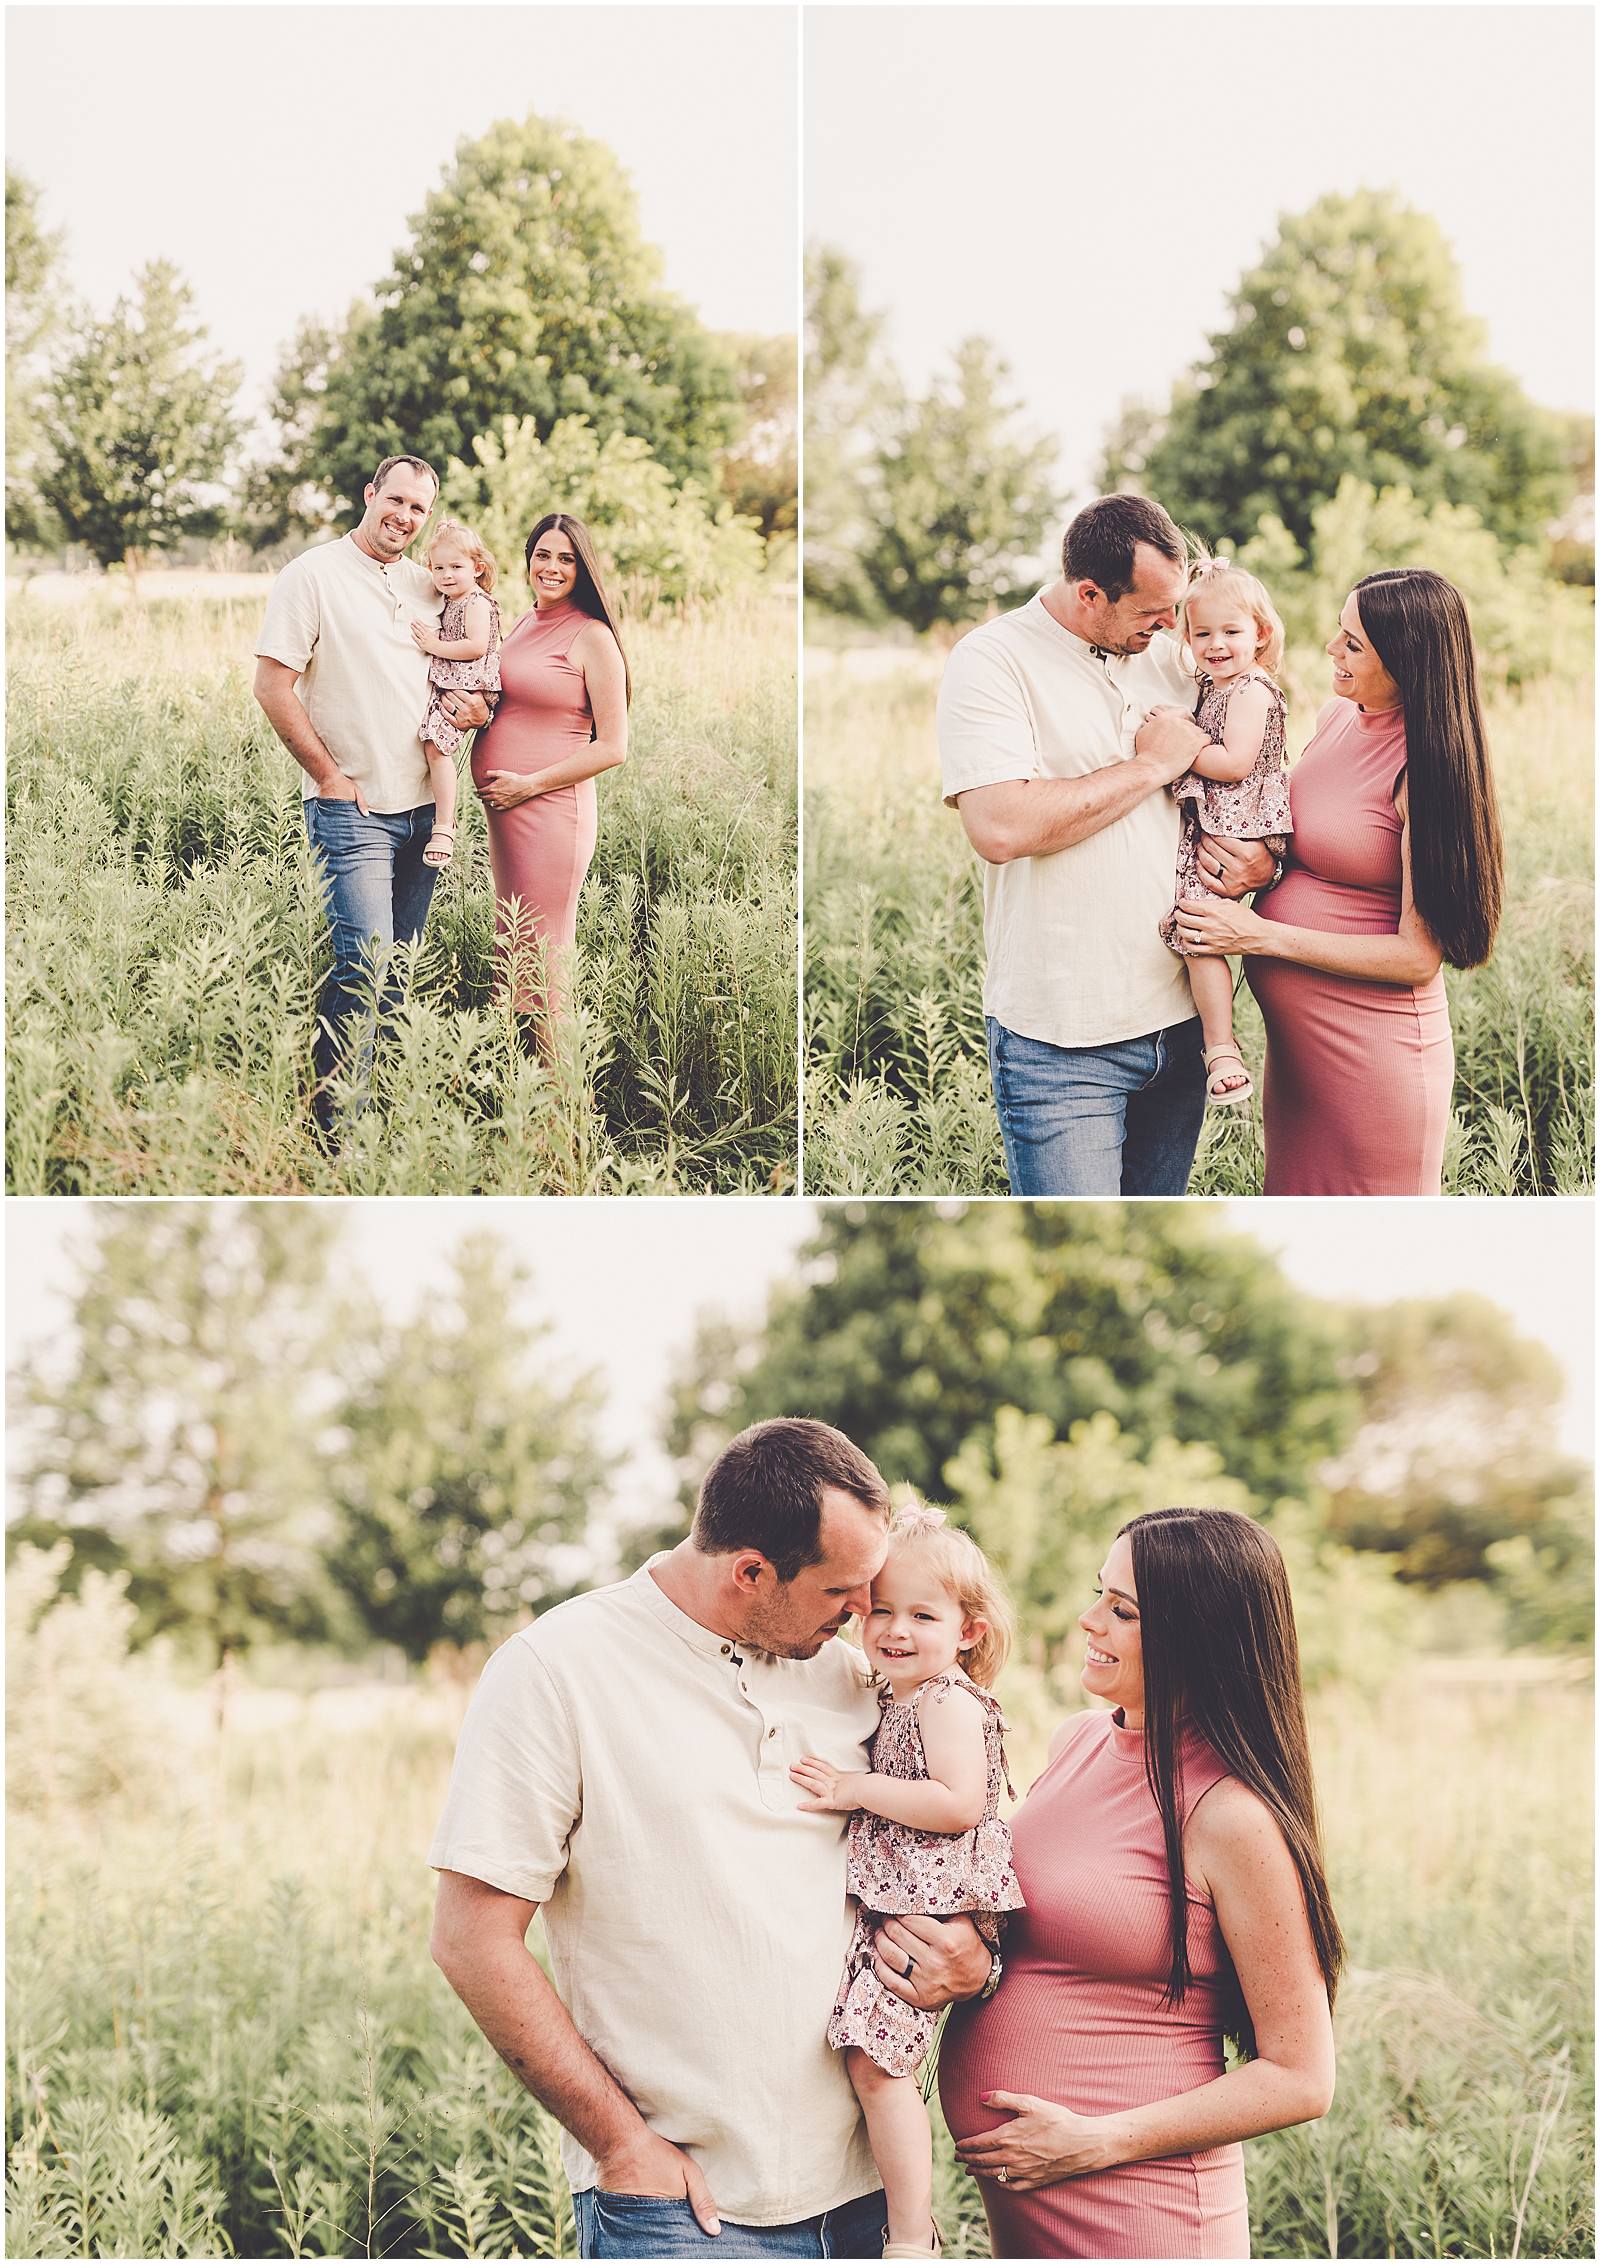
xmin=802 ymin=654 xmax=1595 ymax=1196
xmin=6 ymin=590 xmax=797 ymax=1194
xmin=6 ymin=1663 xmax=1590 ymax=2259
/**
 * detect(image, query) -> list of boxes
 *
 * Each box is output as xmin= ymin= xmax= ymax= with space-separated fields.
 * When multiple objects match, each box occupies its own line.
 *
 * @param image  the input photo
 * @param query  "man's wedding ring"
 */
xmin=903 ymin=1953 xmax=917 ymax=1974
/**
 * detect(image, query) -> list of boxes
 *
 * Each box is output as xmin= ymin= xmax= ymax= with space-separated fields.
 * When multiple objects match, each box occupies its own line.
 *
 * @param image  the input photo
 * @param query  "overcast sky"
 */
xmin=6 ymin=4 xmax=799 ymax=435
xmin=804 ymin=3 xmax=1595 ymax=498
xmin=7 ymin=1201 xmax=1592 ymax=1541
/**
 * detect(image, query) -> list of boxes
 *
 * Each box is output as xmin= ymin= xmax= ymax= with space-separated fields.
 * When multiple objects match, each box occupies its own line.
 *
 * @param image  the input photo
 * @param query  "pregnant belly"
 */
xmin=470 ymin=727 xmax=593 ymax=787
xmin=939 ymin=1985 xmax=1228 ymax=2138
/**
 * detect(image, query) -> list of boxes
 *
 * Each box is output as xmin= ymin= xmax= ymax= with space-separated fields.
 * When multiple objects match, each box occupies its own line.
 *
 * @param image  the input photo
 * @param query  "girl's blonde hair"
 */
xmin=881 ymin=1501 xmax=1014 ymax=1688
xmin=427 ymin=517 xmax=497 ymax=593
xmin=1178 ymin=553 xmax=1284 ymax=677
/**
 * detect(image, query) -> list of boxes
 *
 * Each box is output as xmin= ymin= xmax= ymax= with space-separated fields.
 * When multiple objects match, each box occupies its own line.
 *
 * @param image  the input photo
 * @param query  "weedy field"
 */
xmin=803 ymin=652 xmax=1595 ymax=1197
xmin=6 ymin=588 xmax=797 ymax=1195
xmin=6 ymin=1639 xmax=1591 ymax=2260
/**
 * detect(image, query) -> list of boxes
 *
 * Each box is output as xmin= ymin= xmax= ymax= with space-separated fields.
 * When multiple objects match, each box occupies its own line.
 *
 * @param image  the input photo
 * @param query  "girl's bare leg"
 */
xmin=1188 ymin=954 xmax=1247 ymax=1092
xmin=845 ymin=2047 xmax=935 ymax=2250
xmin=424 ymin=745 xmax=457 ymax=866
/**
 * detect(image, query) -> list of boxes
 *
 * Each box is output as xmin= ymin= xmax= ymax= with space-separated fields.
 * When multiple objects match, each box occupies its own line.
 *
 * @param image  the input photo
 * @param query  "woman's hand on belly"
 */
xmin=478 ymin=768 xmax=537 ymax=812
xmin=955 ymin=2093 xmax=1117 ymax=2189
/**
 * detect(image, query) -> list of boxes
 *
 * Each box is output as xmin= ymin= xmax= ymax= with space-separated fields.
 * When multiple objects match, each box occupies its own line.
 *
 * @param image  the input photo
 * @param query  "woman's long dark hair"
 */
xmin=525 ymin=512 xmax=631 ymax=705
xmin=1350 ymin=568 xmax=1502 ymax=968
xmin=1122 ymin=1506 xmax=1344 ymax=2054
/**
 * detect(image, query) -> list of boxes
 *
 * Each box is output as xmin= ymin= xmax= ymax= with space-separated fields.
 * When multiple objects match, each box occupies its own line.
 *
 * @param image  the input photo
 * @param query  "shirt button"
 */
xmin=721 ymin=1645 xmax=731 ymax=1655
xmin=767 ymin=1728 xmax=777 ymax=1739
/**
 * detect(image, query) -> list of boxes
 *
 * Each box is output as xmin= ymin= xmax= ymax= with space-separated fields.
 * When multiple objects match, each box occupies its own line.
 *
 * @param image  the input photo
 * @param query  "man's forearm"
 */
xmin=441 ymin=1925 xmax=648 ymax=2160
xmin=959 ymin=757 xmax=1170 ymax=864
xmin=256 ymin=683 xmax=345 ymax=793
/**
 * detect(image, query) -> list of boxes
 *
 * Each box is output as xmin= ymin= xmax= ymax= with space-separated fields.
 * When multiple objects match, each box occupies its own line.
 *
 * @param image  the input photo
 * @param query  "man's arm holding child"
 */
xmin=432 ymin=1871 xmax=724 ymax=2235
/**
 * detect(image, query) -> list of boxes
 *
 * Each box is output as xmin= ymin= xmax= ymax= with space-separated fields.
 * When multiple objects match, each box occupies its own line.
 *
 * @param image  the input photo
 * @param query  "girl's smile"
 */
xmin=1185 ymin=599 xmax=1266 ymax=683
xmin=863 ymin=1563 xmax=981 ymax=1696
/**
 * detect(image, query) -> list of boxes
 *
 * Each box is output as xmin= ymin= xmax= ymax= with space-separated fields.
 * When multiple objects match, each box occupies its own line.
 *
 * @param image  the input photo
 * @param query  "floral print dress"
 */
xmin=827 ymin=1667 xmax=1024 ymax=2078
xmin=420 ymin=593 xmax=504 ymax=758
xmin=1159 ymin=669 xmax=1292 ymax=957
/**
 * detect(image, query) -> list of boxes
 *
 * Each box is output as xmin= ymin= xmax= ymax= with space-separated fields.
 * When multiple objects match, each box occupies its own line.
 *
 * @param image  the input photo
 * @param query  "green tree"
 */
xmin=803 ymin=245 xmax=901 ymax=616
xmin=662 ymin=1203 xmax=1357 ymax=1524
xmin=234 ymin=312 xmax=341 ymax=549
xmin=717 ymin=330 xmax=799 ymax=544
xmin=1106 ymin=190 xmax=1570 ymax=556
xmin=271 ymin=114 xmax=741 ymax=529
xmin=861 ymin=338 xmax=1061 ymax=633
xmin=36 ymin=259 xmax=245 ymax=577
xmin=1324 ymin=1294 xmax=1594 ymax=1591
xmin=325 ymin=1237 xmax=615 ymax=1661
xmin=8 ymin=1203 xmax=341 ymax=1667
xmin=5 ymin=165 xmax=65 ymax=550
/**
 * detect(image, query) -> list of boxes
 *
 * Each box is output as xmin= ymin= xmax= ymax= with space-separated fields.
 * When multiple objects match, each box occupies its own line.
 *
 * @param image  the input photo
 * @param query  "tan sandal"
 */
xmin=423 ymin=824 xmax=456 ymax=869
xmin=1202 ymin=1043 xmax=1253 ymax=1107
xmin=882 ymin=2217 xmax=943 ymax=2258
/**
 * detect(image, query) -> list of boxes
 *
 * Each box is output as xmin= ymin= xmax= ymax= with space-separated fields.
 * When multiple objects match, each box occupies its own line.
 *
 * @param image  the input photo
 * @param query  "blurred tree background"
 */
xmin=806 ymin=192 xmax=1593 ymax=644
xmin=21 ymin=1203 xmax=1577 ymax=1694
xmin=4 ymin=116 xmax=797 ymax=601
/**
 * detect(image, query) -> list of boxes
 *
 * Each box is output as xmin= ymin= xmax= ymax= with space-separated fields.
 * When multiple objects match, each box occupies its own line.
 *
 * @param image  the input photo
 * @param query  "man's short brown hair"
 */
xmin=370 ymin=453 xmax=440 ymax=497
xmin=1061 ymin=494 xmax=1186 ymax=601
xmin=693 ymin=1419 xmax=890 ymax=1582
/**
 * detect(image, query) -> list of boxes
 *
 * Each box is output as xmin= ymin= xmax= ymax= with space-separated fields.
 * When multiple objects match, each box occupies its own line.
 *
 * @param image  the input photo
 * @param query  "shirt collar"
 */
xmin=632 ymin=1554 xmax=743 ymax=1661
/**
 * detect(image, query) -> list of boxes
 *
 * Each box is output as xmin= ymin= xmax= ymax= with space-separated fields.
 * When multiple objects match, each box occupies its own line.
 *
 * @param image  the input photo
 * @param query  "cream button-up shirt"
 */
xmin=938 ymin=594 xmax=1197 ymax=1049
xmin=254 ymin=533 xmax=443 ymax=814
xmin=428 ymin=1558 xmax=884 ymax=2226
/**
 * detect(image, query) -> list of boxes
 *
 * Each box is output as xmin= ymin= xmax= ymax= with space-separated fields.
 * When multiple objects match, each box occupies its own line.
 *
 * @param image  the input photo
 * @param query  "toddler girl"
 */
xmin=791 ymin=1505 xmax=1022 ymax=2260
xmin=1153 ymin=556 xmax=1292 ymax=1106
xmin=409 ymin=519 xmax=503 ymax=869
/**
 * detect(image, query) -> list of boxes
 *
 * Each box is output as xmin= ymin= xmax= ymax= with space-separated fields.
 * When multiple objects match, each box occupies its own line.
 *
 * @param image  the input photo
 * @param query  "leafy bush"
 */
xmin=439 ymin=414 xmax=765 ymax=614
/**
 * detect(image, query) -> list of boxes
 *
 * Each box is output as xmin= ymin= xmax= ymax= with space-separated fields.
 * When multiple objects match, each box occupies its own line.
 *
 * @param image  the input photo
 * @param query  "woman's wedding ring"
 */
xmin=997 ymin=2167 xmax=1009 ymax=2183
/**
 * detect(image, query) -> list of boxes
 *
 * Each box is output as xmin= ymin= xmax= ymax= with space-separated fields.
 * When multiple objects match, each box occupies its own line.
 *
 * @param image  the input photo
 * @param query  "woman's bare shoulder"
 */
xmin=1184 ymin=1773 xmax=1293 ymax=1868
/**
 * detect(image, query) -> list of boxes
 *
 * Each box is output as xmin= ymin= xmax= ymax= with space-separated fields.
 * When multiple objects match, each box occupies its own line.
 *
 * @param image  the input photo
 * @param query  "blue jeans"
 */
xmin=303 ymin=796 xmax=439 ymax=1128
xmin=986 ymin=1013 xmax=1207 ymax=1195
xmin=574 ymin=2186 xmax=887 ymax=2259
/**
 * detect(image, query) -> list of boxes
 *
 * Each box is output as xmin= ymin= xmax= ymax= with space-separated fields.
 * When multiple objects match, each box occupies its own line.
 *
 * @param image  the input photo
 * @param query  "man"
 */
xmin=429 ymin=1419 xmax=995 ymax=2259
xmin=938 ymin=493 xmax=1278 ymax=1195
xmin=253 ymin=455 xmax=454 ymax=1138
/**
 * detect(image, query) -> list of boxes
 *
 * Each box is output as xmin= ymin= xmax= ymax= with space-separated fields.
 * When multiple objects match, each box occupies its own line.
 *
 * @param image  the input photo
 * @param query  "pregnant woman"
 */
xmin=464 ymin=513 xmax=629 ymax=1031
xmin=940 ymin=1507 xmax=1341 ymax=2260
xmin=1173 ymin=568 xmax=1503 ymax=1194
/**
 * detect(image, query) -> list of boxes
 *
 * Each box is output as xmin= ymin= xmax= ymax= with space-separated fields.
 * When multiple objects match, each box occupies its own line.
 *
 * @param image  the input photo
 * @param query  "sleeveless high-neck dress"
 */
xmin=939 ymin=1709 xmax=1249 ymax=2260
xmin=469 ymin=597 xmax=602 ymax=1010
xmin=1246 ymin=699 xmax=1451 ymax=1195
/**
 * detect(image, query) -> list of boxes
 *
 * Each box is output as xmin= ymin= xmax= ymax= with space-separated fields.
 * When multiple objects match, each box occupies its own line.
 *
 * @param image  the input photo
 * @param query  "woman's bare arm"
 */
xmin=955 ymin=1780 xmax=1334 ymax=2187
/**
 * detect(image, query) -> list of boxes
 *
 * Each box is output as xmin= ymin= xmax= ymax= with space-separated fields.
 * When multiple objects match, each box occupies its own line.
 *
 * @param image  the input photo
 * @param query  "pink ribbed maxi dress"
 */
xmin=940 ymin=1710 xmax=1250 ymax=2261
xmin=1245 ymin=700 xmax=1452 ymax=1195
xmin=470 ymin=597 xmax=600 ymax=1010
